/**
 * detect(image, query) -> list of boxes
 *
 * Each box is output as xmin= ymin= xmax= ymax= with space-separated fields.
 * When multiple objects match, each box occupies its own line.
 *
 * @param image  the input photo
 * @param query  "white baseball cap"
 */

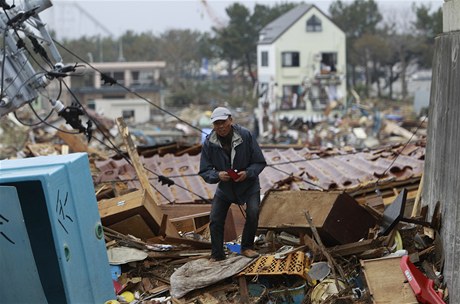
xmin=210 ymin=107 xmax=232 ymax=123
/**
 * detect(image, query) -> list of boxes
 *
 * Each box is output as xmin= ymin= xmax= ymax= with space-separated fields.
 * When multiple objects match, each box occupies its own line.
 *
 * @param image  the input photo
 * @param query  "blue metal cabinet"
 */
xmin=0 ymin=153 xmax=115 ymax=304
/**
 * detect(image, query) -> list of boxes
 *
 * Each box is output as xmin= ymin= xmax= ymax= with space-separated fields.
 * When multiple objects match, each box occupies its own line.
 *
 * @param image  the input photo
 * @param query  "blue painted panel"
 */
xmin=0 ymin=186 xmax=48 ymax=303
xmin=0 ymin=153 xmax=115 ymax=303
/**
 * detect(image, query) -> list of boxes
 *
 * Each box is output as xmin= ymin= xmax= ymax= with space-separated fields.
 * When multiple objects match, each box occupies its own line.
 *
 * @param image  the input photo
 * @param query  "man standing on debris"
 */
xmin=199 ymin=106 xmax=267 ymax=261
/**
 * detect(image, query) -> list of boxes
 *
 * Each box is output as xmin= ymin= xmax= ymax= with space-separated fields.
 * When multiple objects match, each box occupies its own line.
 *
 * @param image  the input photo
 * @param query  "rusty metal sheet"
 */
xmin=93 ymin=143 xmax=425 ymax=204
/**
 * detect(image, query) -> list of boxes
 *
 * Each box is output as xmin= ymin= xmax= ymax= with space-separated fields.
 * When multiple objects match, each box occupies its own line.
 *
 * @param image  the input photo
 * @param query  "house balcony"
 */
xmin=313 ymin=72 xmax=342 ymax=86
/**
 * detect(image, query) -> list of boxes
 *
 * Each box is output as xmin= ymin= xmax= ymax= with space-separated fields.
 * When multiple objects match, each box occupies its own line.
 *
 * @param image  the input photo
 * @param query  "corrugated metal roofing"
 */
xmin=258 ymin=4 xmax=312 ymax=45
xmin=94 ymin=142 xmax=425 ymax=205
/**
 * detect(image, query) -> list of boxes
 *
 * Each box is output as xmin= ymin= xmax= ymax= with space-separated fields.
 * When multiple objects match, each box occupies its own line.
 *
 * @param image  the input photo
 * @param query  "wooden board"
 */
xmin=98 ymin=189 xmax=179 ymax=238
xmin=108 ymin=214 xmax=156 ymax=240
xmin=259 ymin=190 xmax=376 ymax=245
xmin=360 ymin=256 xmax=417 ymax=304
xmin=170 ymin=212 xmax=210 ymax=233
xmin=161 ymin=204 xmax=240 ymax=242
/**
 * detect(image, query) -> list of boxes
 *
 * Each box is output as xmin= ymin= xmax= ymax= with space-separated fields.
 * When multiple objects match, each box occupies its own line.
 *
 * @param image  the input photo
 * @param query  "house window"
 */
xmin=87 ymin=100 xmax=95 ymax=110
xmin=261 ymin=51 xmax=268 ymax=67
xmin=281 ymin=52 xmax=299 ymax=67
xmin=131 ymin=71 xmax=140 ymax=85
xmin=112 ymin=71 xmax=125 ymax=85
xmin=306 ymin=15 xmax=322 ymax=32
xmin=320 ymin=52 xmax=337 ymax=74
xmin=281 ymin=85 xmax=305 ymax=110
xmin=103 ymin=94 xmax=126 ymax=99
xmin=122 ymin=110 xmax=135 ymax=120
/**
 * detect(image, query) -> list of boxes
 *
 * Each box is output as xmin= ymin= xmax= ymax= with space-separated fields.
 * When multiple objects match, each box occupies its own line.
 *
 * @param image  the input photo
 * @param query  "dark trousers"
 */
xmin=209 ymin=192 xmax=260 ymax=259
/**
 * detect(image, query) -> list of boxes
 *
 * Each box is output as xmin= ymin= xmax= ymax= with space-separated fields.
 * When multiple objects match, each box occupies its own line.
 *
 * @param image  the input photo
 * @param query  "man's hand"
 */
xmin=218 ymin=170 xmax=247 ymax=182
xmin=218 ymin=171 xmax=231 ymax=182
xmin=235 ymin=171 xmax=247 ymax=182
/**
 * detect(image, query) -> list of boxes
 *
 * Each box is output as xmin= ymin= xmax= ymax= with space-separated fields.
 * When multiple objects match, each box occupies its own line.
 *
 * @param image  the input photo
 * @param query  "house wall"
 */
xmin=274 ymin=7 xmax=346 ymax=85
xmin=257 ymin=44 xmax=276 ymax=83
xmin=423 ymin=0 xmax=460 ymax=299
xmin=257 ymin=6 xmax=346 ymax=114
xmin=274 ymin=7 xmax=346 ymax=104
xmin=95 ymin=99 xmax=151 ymax=123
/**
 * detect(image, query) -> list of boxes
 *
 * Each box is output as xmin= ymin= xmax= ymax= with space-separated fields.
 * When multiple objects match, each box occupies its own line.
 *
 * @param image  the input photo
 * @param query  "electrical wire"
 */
xmin=3 ymin=70 xmax=47 ymax=109
xmin=51 ymin=38 xmax=322 ymax=194
xmin=14 ymin=104 xmax=53 ymax=126
xmin=50 ymin=51 xmax=333 ymax=192
xmin=52 ymin=38 xmax=208 ymax=136
xmin=94 ymin=137 xmax=426 ymax=192
xmin=61 ymin=80 xmax=123 ymax=152
xmin=374 ymin=116 xmax=428 ymax=193
xmin=27 ymin=103 xmax=80 ymax=134
xmin=50 ymin=39 xmax=225 ymax=202
xmin=59 ymin=79 xmax=207 ymax=203
xmin=268 ymin=163 xmax=325 ymax=190
xmin=50 ymin=36 xmax=426 ymax=203
xmin=143 ymin=167 xmax=212 ymax=203
xmin=6 ymin=13 xmax=53 ymax=71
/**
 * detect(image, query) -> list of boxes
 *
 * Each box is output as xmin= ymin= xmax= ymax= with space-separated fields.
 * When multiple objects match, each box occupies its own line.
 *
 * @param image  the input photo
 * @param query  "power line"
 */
xmin=52 ymin=38 xmax=209 ymax=137
xmin=28 ymin=36 xmax=427 ymax=203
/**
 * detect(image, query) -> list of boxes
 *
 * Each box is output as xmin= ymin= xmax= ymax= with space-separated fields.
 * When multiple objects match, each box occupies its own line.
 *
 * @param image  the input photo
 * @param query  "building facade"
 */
xmin=70 ymin=61 xmax=166 ymax=123
xmin=256 ymin=4 xmax=346 ymax=135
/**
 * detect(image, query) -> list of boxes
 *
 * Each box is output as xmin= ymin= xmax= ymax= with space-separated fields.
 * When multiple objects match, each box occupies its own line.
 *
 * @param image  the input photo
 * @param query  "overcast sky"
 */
xmin=38 ymin=0 xmax=443 ymax=39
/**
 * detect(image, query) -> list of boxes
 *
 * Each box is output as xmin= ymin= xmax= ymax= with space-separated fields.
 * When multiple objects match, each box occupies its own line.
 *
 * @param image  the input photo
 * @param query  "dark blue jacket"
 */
xmin=199 ymin=124 xmax=266 ymax=204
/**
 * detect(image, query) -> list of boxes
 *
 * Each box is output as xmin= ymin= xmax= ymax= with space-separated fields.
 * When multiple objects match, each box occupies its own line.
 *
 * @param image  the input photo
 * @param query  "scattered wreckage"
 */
xmin=0 ymin=113 xmax=446 ymax=303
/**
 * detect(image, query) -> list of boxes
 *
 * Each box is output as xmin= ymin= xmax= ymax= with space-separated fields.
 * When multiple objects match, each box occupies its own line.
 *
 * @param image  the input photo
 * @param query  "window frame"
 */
xmin=306 ymin=15 xmax=322 ymax=32
xmin=281 ymin=52 xmax=300 ymax=67
xmin=261 ymin=51 xmax=269 ymax=67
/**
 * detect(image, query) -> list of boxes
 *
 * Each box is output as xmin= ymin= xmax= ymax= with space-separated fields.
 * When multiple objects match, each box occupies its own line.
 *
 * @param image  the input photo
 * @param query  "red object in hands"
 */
xmin=400 ymin=255 xmax=445 ymax=304
xmin=227 ymin=169 xmax=239 ymax=181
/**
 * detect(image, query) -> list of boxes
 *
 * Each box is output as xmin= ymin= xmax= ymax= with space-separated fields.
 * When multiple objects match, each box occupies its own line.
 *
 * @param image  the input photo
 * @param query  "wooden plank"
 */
xmin=116 ymin=117 xmax=179 ymax=237
xmin=61 ymin=145 xmax=69 ymax=155
xmin=98 ymin=189 xmax=145 ymax=218
xmin=153 ymin=236 xmax=211 ymax=249
xmin=108 ymin=214 xmax=156 ymax=240
xmin=27 ymin=143 xmax=58 ymax=156
xmin=147 ymin=250 xmax=211 ymax=259
xmin=170 ymin=211 xmax=210 ymax=233
xmin=170 ymin=217 xmax=196 ymax=233
xmin=56 ymin=128 xmax=88 ymax=152
xmin=170 ymin=211 xmax=211 ymax=222
xmin=161 ymin=204 xmax=240 ymax=242
xmin=360 ymin=256 xmax=417 ymax=303
xmin=98 ymin=189 xmax=179 ymax=238
xmin=147 ymin=284 xmax=170 ymax=296
xmin=260 ymin=191 xmax=376 ymax=245
xmin=304 ymin=211 xmax=346 ymax=286
xmin=411 ymin=174 xmax=424 ymax=218
xmin=329 ymin=238 xmax=383 ymax=257
xmin=55 ymin=126 xmax=108 ymax=159
xmin=116 ymin=117 xmax=158 ymax=204
xmin=238 ymin=276 xmax=250 ymax=304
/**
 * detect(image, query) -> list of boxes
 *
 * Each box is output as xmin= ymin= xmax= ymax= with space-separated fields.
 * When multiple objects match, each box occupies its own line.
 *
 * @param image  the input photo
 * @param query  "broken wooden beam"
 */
xmin=98 ymin=188 xmax=180 ymax=238
xmin=328 ymin=237 xmax=385 ymax=257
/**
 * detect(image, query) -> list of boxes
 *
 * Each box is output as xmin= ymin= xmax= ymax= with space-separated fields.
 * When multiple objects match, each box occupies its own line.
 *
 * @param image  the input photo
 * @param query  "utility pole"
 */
xmin=423 ymin=0 xmax=460 ymax=301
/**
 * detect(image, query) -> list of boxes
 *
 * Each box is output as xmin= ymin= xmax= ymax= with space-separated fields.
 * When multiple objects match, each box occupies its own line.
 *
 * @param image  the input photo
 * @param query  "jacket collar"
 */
xmin=209 ymin=125 xmax=242 ymax=147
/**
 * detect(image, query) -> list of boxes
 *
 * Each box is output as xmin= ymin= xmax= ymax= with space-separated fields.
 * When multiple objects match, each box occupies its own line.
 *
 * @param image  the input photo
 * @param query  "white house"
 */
xmin=256 ymin=4 xmax=346 ymax=134
xmin=94 ymin=98 xmax=151 ymax=123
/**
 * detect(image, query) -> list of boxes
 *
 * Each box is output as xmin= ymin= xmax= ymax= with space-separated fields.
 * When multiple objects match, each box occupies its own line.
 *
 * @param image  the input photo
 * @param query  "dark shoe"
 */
xmin=241 ymin=249 xmax=260 ymax=258
xmin=209 ymin=256 xmax=226 ymax=262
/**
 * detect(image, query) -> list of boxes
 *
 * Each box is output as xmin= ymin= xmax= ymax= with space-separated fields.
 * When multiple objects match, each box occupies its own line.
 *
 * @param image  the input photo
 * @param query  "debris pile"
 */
xmin=0 ymin=108 xmax=446 ymax=303
xmin=98 ymin=187 xmax=447 ymax=303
